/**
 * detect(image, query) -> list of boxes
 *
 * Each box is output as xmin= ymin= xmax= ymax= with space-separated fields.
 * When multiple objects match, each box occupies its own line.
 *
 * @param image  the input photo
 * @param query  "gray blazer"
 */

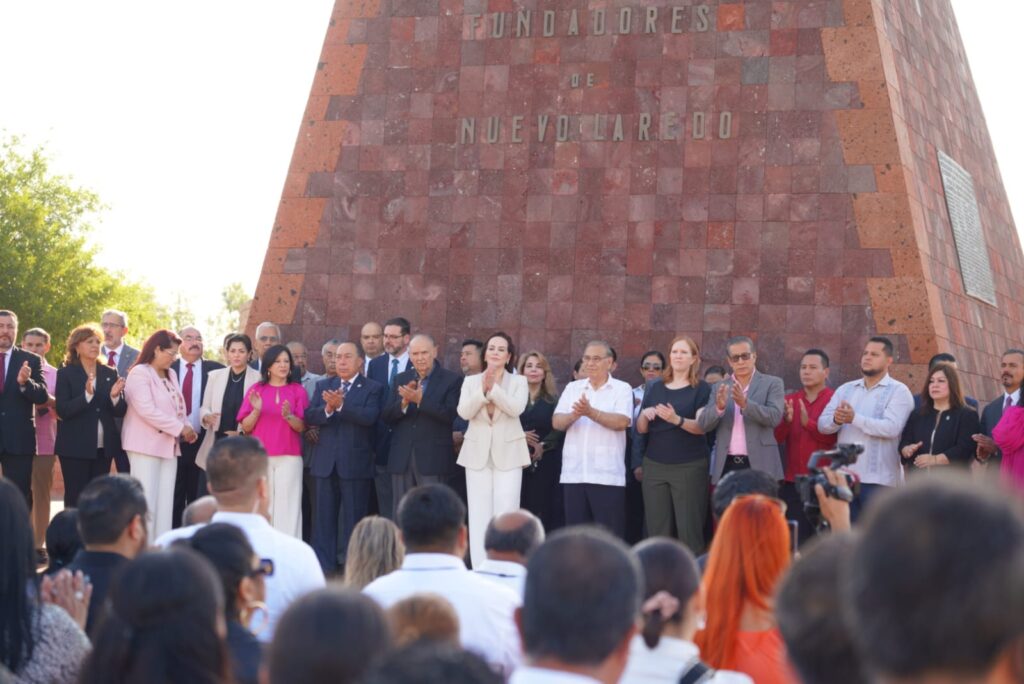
xmin=116 ymin=345 xmax=139 ymax=377
xmin=697 ymin=372 xmax=786 ymax=483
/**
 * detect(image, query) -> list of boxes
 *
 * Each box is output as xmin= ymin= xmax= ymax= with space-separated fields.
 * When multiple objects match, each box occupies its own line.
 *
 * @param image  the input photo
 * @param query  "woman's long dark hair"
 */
xmin=134 ymin=330 xmax=182 ymax=369
xmin=259 ymin=344 xmax=294 ymax=384
xmin=43 ymin=509 xmax=82 ymax=576
xmin=634 ymin=537 xmax=701 ymax=649
xmin=79 ymin=548 xmax=231 ymax=684
xmin=0 ymin=479 xmax=38 ymax=672
xmin=184 ymin=523 xmax=257 ymax=623
xmin=483 ymin=332 xmax=516 ymax=373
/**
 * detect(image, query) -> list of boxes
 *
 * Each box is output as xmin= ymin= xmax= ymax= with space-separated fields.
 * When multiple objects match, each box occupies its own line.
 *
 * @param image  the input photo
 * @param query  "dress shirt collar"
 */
xmin=389 ymin=350 xmax=409 ymax=367
xmin=731 ymin=369 xmax=757 ymax=388
xmin=510 ymin=667 xmax=601 ymax=684
xmin=400 ymin=552 xmax=467 ymax=572
xmin=853 ymin=372 xmax=893 ymax=390
xmin=585 ymin=375 xmax=615 ymax=392
xmin=103 ymin=342 xmax=125 ymax=357
xmin=477 ymin=559 xmax=527 ymax=578
xmin=211 ymin=511 xmax=272 ymax=533
xmin=1006 ymin=388 xmax=1022 ymax=406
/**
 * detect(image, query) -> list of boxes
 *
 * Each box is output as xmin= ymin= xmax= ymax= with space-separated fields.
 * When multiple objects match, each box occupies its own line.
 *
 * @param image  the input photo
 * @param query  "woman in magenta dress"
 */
xmin=993 ymin=396 xmax=1024 ymax=493
xmin=238 ymin=344 xmax=308 ymax=537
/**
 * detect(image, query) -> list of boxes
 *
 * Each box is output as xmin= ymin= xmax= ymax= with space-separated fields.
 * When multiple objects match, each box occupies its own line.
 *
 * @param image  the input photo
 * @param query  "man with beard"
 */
xmin=819 ymin=337 xmax=914 ymax=521
xmin=974 ymin=349 xmax=1024 ymax=466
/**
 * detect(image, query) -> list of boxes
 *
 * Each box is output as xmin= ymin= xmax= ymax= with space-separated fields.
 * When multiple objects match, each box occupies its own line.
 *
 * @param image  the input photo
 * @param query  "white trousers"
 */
xmin=127 ymin=451 xmax=178 ymax=540
xmin=268 ymin=456 xmax=303 ymax=538
xmin=466 ymin=465 xmax=523 ymax=569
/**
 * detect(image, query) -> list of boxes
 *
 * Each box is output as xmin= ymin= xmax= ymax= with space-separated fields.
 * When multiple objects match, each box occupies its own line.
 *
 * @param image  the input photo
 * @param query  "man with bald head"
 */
xmin=360 ymin=322 xmax=385 ymax=375
xmin=475 ymin=510 xmax=545 ymax=596
xmin=382 ymin=334 xmax=464 ymax=507
xmin=171 ymin=325 xmax=223 ymax=527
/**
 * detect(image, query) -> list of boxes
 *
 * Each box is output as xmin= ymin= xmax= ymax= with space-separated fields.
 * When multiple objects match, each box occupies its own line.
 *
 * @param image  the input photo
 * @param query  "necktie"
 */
xmin=342 ymin=380 xmax=351 ymax=395
xmin=1007 ymin=395 xmax=1014 ymax=411
xmin=389 ymin=358 xmax=399 ymax=388
xmin=182 ymin=363 xmax=195 ymax=415
xmin=0 ymin=352 xmax=6 ymax=394
xmin=107 ymin=350 xmax=117 ymax=367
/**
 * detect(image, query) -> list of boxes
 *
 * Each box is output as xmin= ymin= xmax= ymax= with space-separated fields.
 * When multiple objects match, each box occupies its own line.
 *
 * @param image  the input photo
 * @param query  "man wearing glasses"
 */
xmin=100 ymin=309 xmax=138 ymax=473
xmin=698 ymin=336 xmax=785 ymax=485
xmin=367 ymin=316 xmax=413 ymax=519
xmin=553 ymin=341 xmax=634 ymax=538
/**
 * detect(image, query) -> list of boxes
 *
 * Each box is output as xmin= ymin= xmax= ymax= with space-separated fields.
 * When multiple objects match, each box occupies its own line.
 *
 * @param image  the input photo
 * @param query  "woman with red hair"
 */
xmin=695 ymin=495 xmax=796 ymax=684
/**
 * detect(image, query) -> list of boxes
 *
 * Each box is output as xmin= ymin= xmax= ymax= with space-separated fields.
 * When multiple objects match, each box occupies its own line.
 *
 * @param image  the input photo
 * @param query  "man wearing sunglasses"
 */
xmin=697 ymin=336 xmax=785 ymax=485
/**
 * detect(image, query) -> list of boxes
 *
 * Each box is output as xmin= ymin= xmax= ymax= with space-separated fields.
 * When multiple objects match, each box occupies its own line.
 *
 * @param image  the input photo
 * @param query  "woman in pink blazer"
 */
xmin=122 ymin=330 xmax=198 ymax=538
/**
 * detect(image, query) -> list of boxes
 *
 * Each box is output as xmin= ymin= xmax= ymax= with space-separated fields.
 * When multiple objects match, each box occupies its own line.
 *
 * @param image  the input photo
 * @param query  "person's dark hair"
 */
xmin=134 ymin=329 xmax=183 ymax=368
xmin=259 ymin=344 xmax=295 ymax=384
xmin=725 ymin=335 xmax=756 ymax=355
xmin=483 ymin=513 xmax=544 ymax=558
xmin=363 ymin=642 xmax=501 ymax=684
xmin=267 ymin=588 xmax=390 ymax=684
xmin=522 ymin=527 xmax=641 ymax=665
xmin=919 ymin=363 xmax=965 ymax=414
xmin=0 ymin=310 xmax=18 ymax=325
xmin=43 ymin=509 xmax=82 ymax=576
xmin=712 ymin=469 xmax=779 ymax=520
xmin=866 ymin=336 xmax=894 ymax=357
xmin=573 ymin=359 xmax=582 ymax=374
xmin=704 ymin=365 xmax=727 ymax=379
xmin=609 ymin=346 xmax=618 ymax=362
xmin=777 ymin=534 xmax=867 ymax=684
xmin=461 ymin=339 xmax=484 ymax=356
xmin=928 ymin=352 xmax=956 ymax=370
xmin=338 ymin=340 xmax=366 ymax=360
xmin=640 ymin=351 xmax=665 ymax=369
xmin=634 ymin=538 xmax=701 ymax=649
xmin=383 ymin=317 xmax=411 ymax=336
xmin=182 ymin=523 xmax=257 ymax=622
xmin=803 ymin=348 xmax=830 ymax=368
xmin=224 ymin=333 xmax=252 ymax=354
xmin=483 ymin=332 xmax=516 ymax=372
xmin=79 ymin=548 xmax=229 ymax=684
xmin=206 ymin=436 xmax=269 ymax=499
xmin=1004 ymin=348 xmax=1024 ymax=361
xmin=845 ymin=477 xmax=1024 ymax=680
xmin=77 ymin=475 xmax=147 ymax=546
xmin=396 ymin=484 xmax=465 ymax=552
xmin=0 ymin=480 xmax=36 ymax=672
xmin=22 ymin=327 xmax=50 ymax=344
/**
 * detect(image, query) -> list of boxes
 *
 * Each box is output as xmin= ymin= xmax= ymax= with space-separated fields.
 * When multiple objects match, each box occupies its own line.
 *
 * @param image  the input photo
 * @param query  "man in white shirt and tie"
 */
xmin=101 ymin=308 xmax=139 ymax=473
xmin=155 ymin=436 xmax=325 ymax=641
xmin=474 ymin=509 xmax=544 ymax=597
xmin=511 ymin=527 xmax=640 ymax=684
xmin=363 ymin=483 xmax=522 ymax=675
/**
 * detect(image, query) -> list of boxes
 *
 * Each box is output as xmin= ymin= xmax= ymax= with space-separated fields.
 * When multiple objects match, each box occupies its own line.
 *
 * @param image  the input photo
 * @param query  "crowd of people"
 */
xmin=1 ymin=304 xmax=1024 ymax=683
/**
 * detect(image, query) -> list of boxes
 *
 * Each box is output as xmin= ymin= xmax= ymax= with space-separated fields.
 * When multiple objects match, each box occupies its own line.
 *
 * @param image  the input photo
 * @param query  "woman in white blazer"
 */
xmin=196 ymin=334 xmax=262 ymax=477
xmin=457 ymin=332 xmax=530 ymax=568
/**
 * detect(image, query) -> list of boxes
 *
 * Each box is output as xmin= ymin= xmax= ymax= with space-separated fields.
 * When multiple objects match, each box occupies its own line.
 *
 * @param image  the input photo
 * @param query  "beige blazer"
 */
xmin=457 ymin=372 xmax=530 ymax=471
xmin=196 ymin=366 xmax=262 ymax=470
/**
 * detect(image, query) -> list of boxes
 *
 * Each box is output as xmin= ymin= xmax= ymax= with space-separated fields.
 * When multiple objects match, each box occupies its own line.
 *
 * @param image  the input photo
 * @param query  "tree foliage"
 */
xmin=0 ymin=137 xmax=168 ymax=364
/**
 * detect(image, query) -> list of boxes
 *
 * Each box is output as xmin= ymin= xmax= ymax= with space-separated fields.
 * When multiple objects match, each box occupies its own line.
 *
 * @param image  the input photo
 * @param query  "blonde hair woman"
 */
xmin=343 ymin=516 xmax=405 ymax=590
xmin=516 ymin=351 xmax=563 ymax=532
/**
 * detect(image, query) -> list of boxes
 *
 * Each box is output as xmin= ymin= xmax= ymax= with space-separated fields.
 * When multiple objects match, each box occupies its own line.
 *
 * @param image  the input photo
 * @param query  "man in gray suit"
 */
xmin=698 ymin=335 xmax=785 ymax=484
xmin=100 ymin=308 xmax=139 ymax=473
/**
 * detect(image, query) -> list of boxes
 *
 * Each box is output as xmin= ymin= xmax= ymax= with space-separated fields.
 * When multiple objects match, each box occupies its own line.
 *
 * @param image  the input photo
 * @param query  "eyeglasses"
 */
xmin=641 ymin=364 xmax=663 ymax=371
xmin=383 ymin=334 xmax=405 ymax=341
xmin=729 ymin=352 xmax=753 ymax=362
xmin=257 ymin=336 xmax=279 ymax=343
xmin=248 ymin=558 xmax=274 ymax=578
xmin=100 ymin=322 xmax=125 ymax=330
xmin=582 ymin=355 xmax=609 ymax=363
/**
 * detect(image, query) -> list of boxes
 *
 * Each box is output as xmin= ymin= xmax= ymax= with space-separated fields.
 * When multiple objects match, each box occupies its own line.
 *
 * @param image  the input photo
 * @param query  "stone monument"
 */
xmin=250 ymin=0 xmax=1024 ymax=394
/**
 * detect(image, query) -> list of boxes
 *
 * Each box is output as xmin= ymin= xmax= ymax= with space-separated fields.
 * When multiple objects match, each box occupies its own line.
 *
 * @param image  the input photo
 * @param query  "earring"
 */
xmin=242 ymin=601 xmax=270 ymax=636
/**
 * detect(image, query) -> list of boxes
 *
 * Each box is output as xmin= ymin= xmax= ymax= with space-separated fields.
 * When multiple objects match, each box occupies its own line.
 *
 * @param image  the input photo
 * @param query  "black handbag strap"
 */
xmin=679 ymin=660 xmax=716 ymax=684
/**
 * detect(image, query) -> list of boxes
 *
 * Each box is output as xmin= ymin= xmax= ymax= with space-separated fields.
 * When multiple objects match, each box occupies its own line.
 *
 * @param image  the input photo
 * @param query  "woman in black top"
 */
xmin=900 ymin=363 xmax=979 ymax=473
xmin=55 ymin=324 xmax=127 ymax=507
xmin=517 ymin=351 xmax=564 ymax=532
xmin=636 ymin=336 xmax=711 ymax=554
xmin=184 ymin=523 xmax=269 ymax=684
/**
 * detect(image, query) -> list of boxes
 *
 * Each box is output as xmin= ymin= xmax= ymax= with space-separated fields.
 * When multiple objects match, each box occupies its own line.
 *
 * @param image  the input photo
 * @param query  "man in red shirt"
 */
xmin=775 ymin=349 xmax=837 ymax=543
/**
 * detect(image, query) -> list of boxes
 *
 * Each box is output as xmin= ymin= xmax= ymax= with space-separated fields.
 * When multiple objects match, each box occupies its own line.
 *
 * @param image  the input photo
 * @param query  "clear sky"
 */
xmin=0 ymin=1 xmax=1019 ymax=326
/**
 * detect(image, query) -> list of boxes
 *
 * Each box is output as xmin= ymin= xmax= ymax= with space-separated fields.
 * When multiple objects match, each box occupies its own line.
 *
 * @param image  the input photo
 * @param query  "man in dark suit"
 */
xmin=367 ymin=316 xmax=412 ymax=519
xmin=975 ymin=348 xmax=1024 ymax=464
xmin=100 ymin=308 xmax=139 ymax=473
xmin=304 ymin=341 xmax=384 ymax=573
xmin=171 ymin=326 xmax=224 ymax=526
xmin=0 ymin=310 xmax=50 ymax=507
xmin=382 ymin=334 xmax=463 ymax=508
xmin=68 ymin=474 xmax=147 ymax=635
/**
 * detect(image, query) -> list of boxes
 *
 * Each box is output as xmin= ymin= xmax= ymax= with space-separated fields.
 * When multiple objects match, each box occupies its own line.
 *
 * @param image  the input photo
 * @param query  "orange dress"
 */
xmin=730 ymin=628 xmax=796 ymax=684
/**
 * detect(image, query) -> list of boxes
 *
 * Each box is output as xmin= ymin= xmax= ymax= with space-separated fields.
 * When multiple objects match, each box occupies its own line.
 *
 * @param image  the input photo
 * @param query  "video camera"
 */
xmin=795 ymin=443 xmax=863 ymax=533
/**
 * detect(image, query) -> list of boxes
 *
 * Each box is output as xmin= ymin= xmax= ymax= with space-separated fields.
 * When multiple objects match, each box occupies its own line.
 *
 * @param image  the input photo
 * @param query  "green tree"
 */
xmin=202 ymin=281 xmax=251 ymax=360
xmin=0 ymin=137 xmax=168 ymax=365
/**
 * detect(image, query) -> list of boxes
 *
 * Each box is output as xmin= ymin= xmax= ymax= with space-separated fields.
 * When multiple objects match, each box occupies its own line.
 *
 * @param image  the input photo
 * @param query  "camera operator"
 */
xmin=812 ymin=469 xmax=850 ymax=533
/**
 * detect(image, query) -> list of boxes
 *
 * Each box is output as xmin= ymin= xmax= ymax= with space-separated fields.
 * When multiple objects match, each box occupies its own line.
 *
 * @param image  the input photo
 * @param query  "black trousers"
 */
xmin=173 ymin=439 xmax=202 ymax=528
xmin=60 ymin=450 xmax=114 ymax=508
xmin=564 ymin=483 xmax=626 ymax=539
xmin=0 ymin=451 xmax=33 ymax=509
xmin=520 ymin=450 xmax=564 ymax=532
xmin=313 ymin=473 xmax=372 ymax=573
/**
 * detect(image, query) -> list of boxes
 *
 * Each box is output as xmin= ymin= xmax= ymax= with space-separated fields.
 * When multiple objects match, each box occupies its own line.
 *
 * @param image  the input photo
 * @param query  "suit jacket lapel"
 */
xmin=3 ymin=348 xmax=20 ymax=394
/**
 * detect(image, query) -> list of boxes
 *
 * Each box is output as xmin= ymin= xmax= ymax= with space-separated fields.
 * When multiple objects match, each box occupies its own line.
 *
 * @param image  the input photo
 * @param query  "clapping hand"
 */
xmin=85 ymin=373 xmax=96 ymax=396
xmin=323 ymin=388 xmax=343 ymax=411
xmin=16 ymin=360 xmax=30 ymax=386
xmin=248 ymin=389 xmax=263 ymax=412
xmin=901 ymin=441 xmax=923 ymax=460
xmin=715 ymin=383 xmax=729 ymax=411
xmin=640 ymin=407 xmax=658 ymax=422
xmin=833 ymin=401 xmax=855 ymax=425
xmin=281 ymin=400 xmax=293 ymax=419
xmin=110 ymin=376 xmax=125 ymax=401
xmin=973 ymin=433 xmax=996 ymax=461
xmin=798 ymin=400 xmax=810 ymax=428
xmin=784 ymin=399 xmax=795 ymax=423
xmin=654 ymin=403 xmax=680 ymax=425
xmin=40 ymin=569 xmax=92 ymax=630
xmin=572 ymin=393 xmax=593 ymax=418
xmin=731 ymin=382 xmax=747 ymax=410
xmin=482 ymin=365 xmax=498 ymax=394
xmin=398 ymin=380 xmax=423 ymax=408
xmin=202 ymin=413 xmax=221 ymax=430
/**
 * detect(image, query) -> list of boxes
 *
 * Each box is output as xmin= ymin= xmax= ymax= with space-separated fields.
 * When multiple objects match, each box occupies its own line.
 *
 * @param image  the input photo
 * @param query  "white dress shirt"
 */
xmin=620 ymin=634 xmax=753 ymax=684
xmin=555 ymin=377 xmax=634 ymax=486
xmin=154 ymin=510 xmax=325 ymax=641
xmin=364 ymin=553 xmax=522 ymax=674
xmin=474 ymin=558 xmax=527 ymax=597
xmin=818 ymin=373 xmax=915 ymax=486
xmin=1002 ymin=388 xmax=1022 ymax=409
xmin=385 ymin=351 xmax=409 ymax=380
xmin=510 ymin=667 xmax=601 ymax=684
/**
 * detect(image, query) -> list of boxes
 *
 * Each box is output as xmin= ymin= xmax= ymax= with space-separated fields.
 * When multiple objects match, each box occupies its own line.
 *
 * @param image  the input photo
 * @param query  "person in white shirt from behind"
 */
xmin=154 ymin=436 xmax=325 ymax=641
xmin=363 ymin=483 xmax=521 ymax=676
xmin=621 ymin=538 xmax=752 ymax=684
xmin=475 ymin=509 xmax=544 ymax=597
